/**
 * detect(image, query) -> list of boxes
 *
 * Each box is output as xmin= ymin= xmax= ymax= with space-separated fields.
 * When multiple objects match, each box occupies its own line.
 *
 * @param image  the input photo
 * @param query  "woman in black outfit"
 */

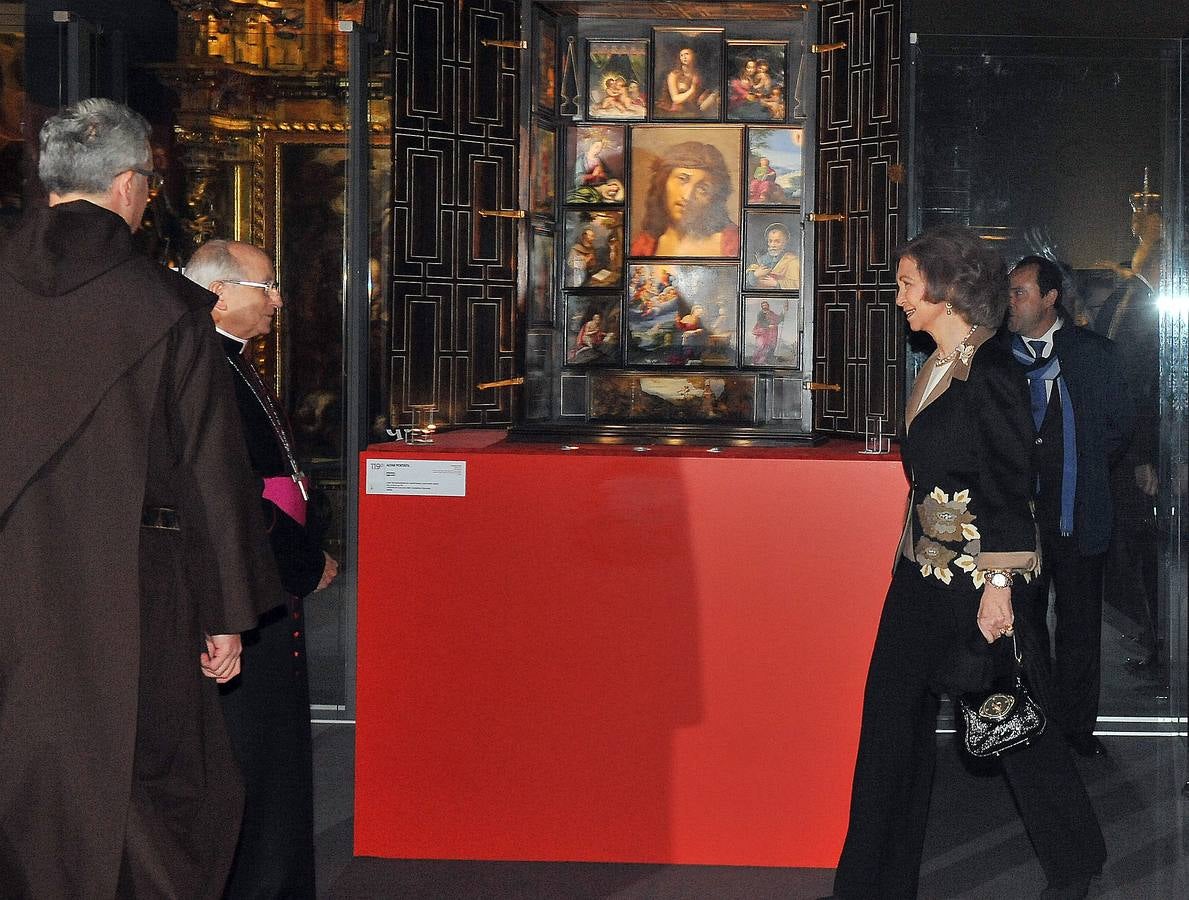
xmin=832 ymin=226 xmax=1106 ymax=900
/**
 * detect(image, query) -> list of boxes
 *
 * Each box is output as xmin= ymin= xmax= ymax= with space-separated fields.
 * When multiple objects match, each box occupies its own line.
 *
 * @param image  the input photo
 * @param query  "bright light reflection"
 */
xmin=1156 ymin=294 xmax=1189 ymax=316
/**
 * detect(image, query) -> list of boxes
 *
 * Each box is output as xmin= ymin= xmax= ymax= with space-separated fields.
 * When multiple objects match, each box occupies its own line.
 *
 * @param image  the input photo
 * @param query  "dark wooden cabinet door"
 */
xmin=814 ymin=0 xmax=905 ymax=437
xmin=390 ymin=0 xmax=519 ymax=427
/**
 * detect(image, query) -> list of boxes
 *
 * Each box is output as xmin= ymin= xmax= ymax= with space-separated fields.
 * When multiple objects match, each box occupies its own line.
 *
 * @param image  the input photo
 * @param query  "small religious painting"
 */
xmin=531 ymin=122 xmax=556 ymax=218
xmin=590 ymin=373 xmax=755 ymax=424
xmin=565 ymin=125 xmax=625 ymax=205
xmin=536 ymin=17 xmax=558 ymax=113
xmin=530 ymin=230 xmax=555 ymax=322
xmin=564 ymin=295 xmax=621 ymax=366
xmin=564 ymin=210 xmax=623 ymax=289
xmin=625 ymin=264 xmax=739 ymax=366
xmin=743 ymin=211 xmax=801 ymax=292
xmin=743 ymin=295 xmax=801 ymax=367
xmin=746 ymin=127 xmax=803 ymax=205
xmin=586 ymin=40 xmax=648 ymax=121
xmin=628 ymin=125 xmax=742 ymax=259
xmin=652 ymin=28 xmax=723 ymax=121
xmin=725 ymin=42 xmax=788 ymax=122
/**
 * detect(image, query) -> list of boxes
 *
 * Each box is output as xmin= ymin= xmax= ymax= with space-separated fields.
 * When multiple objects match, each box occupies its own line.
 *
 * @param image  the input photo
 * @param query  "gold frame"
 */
xmin=254 ymin=125 xmax=348 ymax=390
xmin=252 ymin=123 xmax=389 ymax=400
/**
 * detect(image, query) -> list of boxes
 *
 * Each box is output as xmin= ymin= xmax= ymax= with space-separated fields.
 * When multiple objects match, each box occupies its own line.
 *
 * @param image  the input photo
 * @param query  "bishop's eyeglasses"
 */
xmin=223 ymin=279 xmax=281 ymax=294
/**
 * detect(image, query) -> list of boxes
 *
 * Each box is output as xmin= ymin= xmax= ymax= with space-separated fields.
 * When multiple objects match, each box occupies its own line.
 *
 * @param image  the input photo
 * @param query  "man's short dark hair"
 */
xmin=1011 ymin=255 xmax=1064 ymax=305
xmin=896 ymin=225 xmax=1008 ymax=329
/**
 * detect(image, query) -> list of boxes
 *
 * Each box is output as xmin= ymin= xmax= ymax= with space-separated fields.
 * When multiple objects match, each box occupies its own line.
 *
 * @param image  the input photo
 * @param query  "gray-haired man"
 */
xmin=186 ymin=239 xmax=338 ymax=898
xmin=0 ymin=98 xmax=278 ymax=897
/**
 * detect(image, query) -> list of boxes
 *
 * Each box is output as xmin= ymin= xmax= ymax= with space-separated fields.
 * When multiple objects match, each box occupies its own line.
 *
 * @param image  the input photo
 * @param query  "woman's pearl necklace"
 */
xmin=934 ymin=323 xmax=979 ymax=367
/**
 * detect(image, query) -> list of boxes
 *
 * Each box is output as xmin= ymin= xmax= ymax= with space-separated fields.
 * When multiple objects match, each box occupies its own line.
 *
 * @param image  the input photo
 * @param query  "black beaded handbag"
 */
xmin=959 ymin=633 xmax=1046 ymax=758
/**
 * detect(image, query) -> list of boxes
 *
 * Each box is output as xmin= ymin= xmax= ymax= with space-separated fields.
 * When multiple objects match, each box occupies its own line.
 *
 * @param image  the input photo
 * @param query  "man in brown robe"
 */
xmin=0 ymin=99 xmax=278 ymax=898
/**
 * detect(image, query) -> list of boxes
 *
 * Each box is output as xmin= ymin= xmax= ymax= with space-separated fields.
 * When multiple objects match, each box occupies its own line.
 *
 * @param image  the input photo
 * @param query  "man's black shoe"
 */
xmin=1066 ymin=732 xmax=1106 ymax=757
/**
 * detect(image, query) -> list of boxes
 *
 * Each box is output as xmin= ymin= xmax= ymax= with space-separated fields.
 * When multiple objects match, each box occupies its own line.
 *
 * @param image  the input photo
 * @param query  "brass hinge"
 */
xmin=808 ymin=212 xmax=847 ymax=223
xmin=481 ymin=39 xmax=527 ymax=50
xmin=806 ymin=382 xmax=842 ymax=392
xmin=477 ymin=376 xmax=525 ymax=390
xmin=811 ymin=41 xmax=847 ymax=55
xmin=477 ymin=209 xmax=526 ymax=220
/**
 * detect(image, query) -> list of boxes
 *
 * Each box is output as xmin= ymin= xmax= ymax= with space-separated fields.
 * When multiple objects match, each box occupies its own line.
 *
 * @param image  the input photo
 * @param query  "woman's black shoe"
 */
xmin=1066 ymin=732 xmax=1106 ymax=757
xmin=1040 ymin=873 xmax=1093 ymax=898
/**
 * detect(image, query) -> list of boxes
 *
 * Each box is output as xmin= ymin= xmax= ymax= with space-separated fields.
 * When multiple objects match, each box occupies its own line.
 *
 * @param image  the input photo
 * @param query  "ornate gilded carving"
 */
xmin=250 ymin=127 xmax=266 ymax=245
xmin=170 ymin=1 xmax=341 ymax=74
xmin=160 ymin=0 xmax=392 ymax=399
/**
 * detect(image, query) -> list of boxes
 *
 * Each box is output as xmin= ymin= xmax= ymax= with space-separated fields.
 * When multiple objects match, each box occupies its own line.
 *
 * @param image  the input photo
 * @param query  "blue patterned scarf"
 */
xmin=1013 ymin=334 xmax=1077 ymax=535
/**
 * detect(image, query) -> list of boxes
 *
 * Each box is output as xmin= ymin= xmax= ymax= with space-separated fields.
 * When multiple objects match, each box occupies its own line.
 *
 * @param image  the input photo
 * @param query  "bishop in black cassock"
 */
xmin=186 ymin=239 xmax=338 ymax=899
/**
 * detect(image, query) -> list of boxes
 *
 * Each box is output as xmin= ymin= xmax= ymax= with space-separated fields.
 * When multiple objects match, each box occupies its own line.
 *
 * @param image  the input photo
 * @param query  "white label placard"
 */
xmin=365 ymin=459 xmax=467 ymax=497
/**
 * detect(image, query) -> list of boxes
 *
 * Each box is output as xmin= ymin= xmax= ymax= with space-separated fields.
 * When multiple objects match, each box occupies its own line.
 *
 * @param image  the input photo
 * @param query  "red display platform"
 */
xmin=356 ymin=434 xmax=906 ymax=868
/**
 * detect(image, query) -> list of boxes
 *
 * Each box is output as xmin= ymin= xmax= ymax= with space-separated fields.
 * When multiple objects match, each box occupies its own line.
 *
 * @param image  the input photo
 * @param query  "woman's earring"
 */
xmin=945 ymin=302 xmax=953 ymax=316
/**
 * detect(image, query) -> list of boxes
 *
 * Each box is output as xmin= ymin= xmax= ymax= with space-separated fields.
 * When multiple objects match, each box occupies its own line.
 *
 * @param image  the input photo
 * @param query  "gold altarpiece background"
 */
xmin=156 ymin=1 xmax=389 ymax=398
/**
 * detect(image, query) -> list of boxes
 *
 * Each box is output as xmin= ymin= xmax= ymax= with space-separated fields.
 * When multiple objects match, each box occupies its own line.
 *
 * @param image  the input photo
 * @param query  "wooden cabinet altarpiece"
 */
xmin=387 ymin=0 xmax=905 ymax=442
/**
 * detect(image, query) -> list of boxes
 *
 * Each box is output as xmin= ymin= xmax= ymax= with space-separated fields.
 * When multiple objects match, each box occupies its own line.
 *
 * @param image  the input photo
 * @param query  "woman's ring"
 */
xmin=1003 ymin=625 xmax=1015 ymax=637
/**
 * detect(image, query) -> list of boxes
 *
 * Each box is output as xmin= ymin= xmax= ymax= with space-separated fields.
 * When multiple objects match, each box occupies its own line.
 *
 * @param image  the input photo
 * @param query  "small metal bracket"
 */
xmin=808 ymin=212 xmax=847 ymax=223
xmin=481 ymin=39 xmax=527 ymax=50
xmin=861 ymin=415 xmax=892 ymax=454
xmin=811 ymin=41 xmax=847 ymax=55
xmin=806 ymin=382 xmax=842 ymax=392
xmin=477 ymin=209 xmax=526 ymax=220
xmin=476 ymin=376 xmax=525 ymax=390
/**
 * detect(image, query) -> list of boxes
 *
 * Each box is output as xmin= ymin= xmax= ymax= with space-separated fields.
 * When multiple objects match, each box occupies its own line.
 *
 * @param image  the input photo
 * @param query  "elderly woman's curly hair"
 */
xmin=896 ymin=225 xmax=1008 ymax=328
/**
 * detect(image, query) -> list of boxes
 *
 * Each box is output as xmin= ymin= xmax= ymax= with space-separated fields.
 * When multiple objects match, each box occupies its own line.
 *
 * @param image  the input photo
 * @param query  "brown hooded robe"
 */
xmin=0 ymin=201 xmax=279 ymax=898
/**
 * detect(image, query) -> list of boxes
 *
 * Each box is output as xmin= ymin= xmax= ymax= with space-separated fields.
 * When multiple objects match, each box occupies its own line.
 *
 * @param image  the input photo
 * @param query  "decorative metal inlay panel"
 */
xmin=389 ymin=0 xmax=519 ymax=427
xmin=813 ymin=0 xmax=903 ymax=437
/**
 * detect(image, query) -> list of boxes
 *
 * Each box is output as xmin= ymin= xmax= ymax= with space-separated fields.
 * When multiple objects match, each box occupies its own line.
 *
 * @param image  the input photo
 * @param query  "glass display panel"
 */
xmin=914 ymin=34 xmax=1185 ymax=730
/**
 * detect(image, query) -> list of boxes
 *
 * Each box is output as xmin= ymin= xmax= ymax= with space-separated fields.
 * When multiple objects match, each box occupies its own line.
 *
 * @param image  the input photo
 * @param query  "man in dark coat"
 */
xmin=186 ymin=238 xmax=338 ymax=899
xmin=0 ymin=99 xmax=279 ymax=898
xmin=1004 ymin=255 xmax=1135 ymax=757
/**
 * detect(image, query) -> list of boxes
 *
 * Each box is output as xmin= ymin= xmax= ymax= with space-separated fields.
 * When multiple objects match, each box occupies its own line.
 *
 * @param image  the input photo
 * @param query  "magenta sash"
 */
xmin=262 ymin=475 xmax=307 ymax=526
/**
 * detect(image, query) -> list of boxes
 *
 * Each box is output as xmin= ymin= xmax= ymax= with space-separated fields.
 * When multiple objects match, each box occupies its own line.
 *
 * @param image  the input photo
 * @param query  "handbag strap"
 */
xmin=1009 ymin=633 xmax=1032 ymax=692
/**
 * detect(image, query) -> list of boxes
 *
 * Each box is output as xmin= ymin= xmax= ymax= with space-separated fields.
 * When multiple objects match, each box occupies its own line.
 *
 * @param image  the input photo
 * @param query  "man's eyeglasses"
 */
xmin=223 ymin=279 xmax=281 ymax=294
xmin=129 ymin=168 xmax=165 ymax=192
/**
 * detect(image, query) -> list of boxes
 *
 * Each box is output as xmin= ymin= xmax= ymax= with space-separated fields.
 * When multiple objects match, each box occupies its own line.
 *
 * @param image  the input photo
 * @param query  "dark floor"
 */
xmin=311 ymin=724 xmax=1188 ymax=899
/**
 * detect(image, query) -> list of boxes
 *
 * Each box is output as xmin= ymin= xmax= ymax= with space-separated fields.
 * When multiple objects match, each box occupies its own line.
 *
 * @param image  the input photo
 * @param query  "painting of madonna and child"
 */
xmin=628 ymin=125 xmax=742 ymax=259
xmin=726 ymin=42 xmax=788 ymax=122
xmin=587 ymin=40 xmax=648 ymax=121
xmin=626 ymin=264 xmax=739 ymax=367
